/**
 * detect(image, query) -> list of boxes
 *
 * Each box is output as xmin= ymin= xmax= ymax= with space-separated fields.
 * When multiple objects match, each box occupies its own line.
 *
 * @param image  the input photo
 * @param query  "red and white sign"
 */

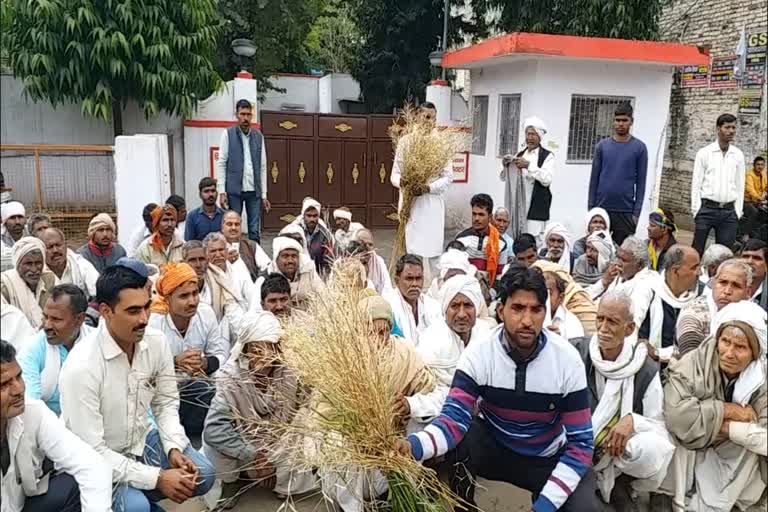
xmin=209 ymin=146 xmax=219 ymax=178
xmin=452 ymin=152 xmax=469 ymax=183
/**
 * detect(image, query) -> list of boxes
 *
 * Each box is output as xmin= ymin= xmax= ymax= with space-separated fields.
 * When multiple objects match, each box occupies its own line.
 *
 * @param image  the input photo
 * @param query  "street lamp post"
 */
xmin=231 ymin=38 xmax=257 ymax=72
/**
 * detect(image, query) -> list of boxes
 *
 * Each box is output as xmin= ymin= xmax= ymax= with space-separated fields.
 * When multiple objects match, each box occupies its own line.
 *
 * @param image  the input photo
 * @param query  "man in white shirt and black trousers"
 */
xmin=59 ymin=261 xmax=216 ymax=512
xmin=690 ymin=113 xmax=746 ymax=256
xmin=216 ymin=99 xmax=271 ymax=243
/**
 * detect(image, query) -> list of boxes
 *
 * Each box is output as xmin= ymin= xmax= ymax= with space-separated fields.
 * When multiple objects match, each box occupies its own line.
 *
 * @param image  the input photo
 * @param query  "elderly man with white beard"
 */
xmin=1 ymin=237 xmax=57 ymax=329
xmin=572 ymin=291 xmax=674 ymax=509
xmin=408 ymin=275 xmax=490 ymax=428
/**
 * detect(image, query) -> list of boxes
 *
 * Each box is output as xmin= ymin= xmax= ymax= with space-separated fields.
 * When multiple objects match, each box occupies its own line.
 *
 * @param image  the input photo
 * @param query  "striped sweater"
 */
xmin=407 ymin=326 xmax=593 ymax=512
xmin=454 ymin=227 xmax=509 ymax=276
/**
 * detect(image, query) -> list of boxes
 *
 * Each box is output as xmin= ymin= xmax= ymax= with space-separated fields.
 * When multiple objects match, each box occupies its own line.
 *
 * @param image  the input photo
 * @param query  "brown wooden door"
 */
xmin=317 ymin=140 xmax=342 ymax=206
xmin=288 ymin=139 xmax=315 ymax=205
xmin=370 ymin=140 xmax=396 ymax=204
xmin=264 ymin=138 xmax=289 ymax=204
xmin=343 ymin=141 xmax=367 ymax=205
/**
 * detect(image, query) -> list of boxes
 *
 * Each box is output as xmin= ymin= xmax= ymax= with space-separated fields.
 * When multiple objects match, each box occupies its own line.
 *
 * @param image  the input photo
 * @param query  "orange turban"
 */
xmin=150 ymin=262 xmax=198 ymax=314
xmin=149 ymin=204 xmax=177 ymax=250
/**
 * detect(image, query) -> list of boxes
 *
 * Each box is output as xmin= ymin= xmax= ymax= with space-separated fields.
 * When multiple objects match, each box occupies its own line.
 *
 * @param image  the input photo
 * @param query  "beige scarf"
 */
xmin=205 ymin=264 xmax=241 ymax=321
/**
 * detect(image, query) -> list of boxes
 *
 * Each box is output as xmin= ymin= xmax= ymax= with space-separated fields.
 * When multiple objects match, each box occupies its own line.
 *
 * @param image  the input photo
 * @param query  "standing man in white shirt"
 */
xmin=1 ymin=339 xmax=112 ymax=512
xmin=690 ymin=113 xmax=746 ymax=256
xmin=215 ymin=99 xmax=270 ymax=243
xmin=59 ymin=263 xmax=215 ymax=512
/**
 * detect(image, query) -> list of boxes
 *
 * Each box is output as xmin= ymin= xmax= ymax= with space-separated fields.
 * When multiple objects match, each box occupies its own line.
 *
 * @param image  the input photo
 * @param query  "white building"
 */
xmin=429 ymin=32 xmax=709 ymax=236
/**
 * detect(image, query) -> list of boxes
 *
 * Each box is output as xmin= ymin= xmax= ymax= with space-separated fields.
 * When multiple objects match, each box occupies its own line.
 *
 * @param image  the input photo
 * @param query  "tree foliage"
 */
xmin=7 ymin=0 xmax=224 ymax=134
xmin=473 ymin=0 xmax=663 ymax=40
xmin=216 ymin=0 xmax=324 ymax=96
xmin=305 ymin=0 xmax=360 ymax=73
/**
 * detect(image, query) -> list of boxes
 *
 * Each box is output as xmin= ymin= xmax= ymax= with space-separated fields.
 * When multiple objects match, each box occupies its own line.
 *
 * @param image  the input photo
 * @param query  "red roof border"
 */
xmin=442 ymin=32 xmax=710 ymax=68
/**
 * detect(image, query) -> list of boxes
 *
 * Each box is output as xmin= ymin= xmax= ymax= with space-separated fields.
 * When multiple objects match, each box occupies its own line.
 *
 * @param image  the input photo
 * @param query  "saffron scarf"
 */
xmin=149 ymin=205 xmax=177 ymax=251
xmin=486 ymin=224 xmax=500 ymax=286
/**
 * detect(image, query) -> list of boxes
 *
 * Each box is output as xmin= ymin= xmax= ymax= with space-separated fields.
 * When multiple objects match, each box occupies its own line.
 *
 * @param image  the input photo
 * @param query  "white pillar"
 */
xmin=425 ymin=80 xmax=452 ymax=126
xmin=233 ymin=72 xmax=259 ymax=118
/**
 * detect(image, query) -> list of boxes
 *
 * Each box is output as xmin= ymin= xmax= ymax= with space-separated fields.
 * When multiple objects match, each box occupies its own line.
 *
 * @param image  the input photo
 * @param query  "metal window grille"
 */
xmin=497 ymin=94 xmax=522 ymax=156
xmin=567 ymin=95 xmax=635 ymax=162
xmin=470 ymin=95 xmax=489 ymax=155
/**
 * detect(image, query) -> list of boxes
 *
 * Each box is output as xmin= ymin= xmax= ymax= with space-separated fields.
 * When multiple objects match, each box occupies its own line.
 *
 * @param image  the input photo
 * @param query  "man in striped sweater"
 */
xmin=395 ymin=265 xmax=600 ymax=511
xmin=454 ymin=193 xmax=510 ymax=288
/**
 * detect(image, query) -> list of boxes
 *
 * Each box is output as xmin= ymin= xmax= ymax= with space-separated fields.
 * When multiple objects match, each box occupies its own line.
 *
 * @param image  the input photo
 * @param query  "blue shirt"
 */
xmin=184 ymin=206 xmax=224 ymax=241
xmin=588 ymin=136 xmax=648 ymax=216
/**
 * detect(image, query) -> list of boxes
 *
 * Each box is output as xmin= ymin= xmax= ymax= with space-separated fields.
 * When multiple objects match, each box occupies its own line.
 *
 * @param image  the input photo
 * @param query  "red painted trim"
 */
xmin=236 ymin=71 xmax=253 ymax=79
xmin=442 ymin=32 xmax=710 ymax=68
xmin=429 ymin=79 xmax=449 ymax=86
xmin=273 ymin=72 xmax=322 ymax=79
xmin=184 ymin=120 xmax=262 ymax=129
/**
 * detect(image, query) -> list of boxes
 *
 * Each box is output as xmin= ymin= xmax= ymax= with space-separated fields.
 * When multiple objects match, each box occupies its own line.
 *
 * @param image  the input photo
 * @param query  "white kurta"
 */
xmin=390 ymin=133 xmax=453 ymax=258
xmin=381 ymin=288 xmax=443 ymax=345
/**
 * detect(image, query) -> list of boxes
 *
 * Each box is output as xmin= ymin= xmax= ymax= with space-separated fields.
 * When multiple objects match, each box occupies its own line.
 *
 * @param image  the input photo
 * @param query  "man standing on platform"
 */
xmin=216 ymin=99 xmax=271 ymax=243
xmin=588 ymin=103 xmax=648 ymax=246
xmin=690 ymin=113 xmax=745 ymax=255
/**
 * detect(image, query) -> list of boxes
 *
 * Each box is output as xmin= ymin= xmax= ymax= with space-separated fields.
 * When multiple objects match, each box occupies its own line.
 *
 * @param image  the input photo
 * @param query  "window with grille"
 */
xmin=497 ymin=94 xmax=522 ymax=156
xmin=470 ymin=95 xmax=489 ymax=155
xmin=567 ymin=95 xmax=635 ymax=162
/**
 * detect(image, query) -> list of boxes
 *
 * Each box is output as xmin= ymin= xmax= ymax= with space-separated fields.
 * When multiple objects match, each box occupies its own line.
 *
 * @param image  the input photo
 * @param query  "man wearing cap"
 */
xmin=333 ymin=207 xmax=364 ymax=254
xmin=647 ymin=208 xmax=677 ymax=272
xmin=409 ymin=275 xmax=490 ymax=428
xmin=1 ymin=237 xmax=57 ymax=329
xmin=148 ymin=262 xmax=229 ymax=436
xmin=291 ymin=197 xmax=334 ymax=277
xmin=77 ymin=212 xmax=127 ymax=272
xmin=256 ymin=235 xmax=323 ymax=310
xmin=59 ymin=263 xmax=216 ymax=512
xmin=136 ymin=204 xmax=184 ymax=266
xmin=662 ymin=301 xmax=767 ymax=511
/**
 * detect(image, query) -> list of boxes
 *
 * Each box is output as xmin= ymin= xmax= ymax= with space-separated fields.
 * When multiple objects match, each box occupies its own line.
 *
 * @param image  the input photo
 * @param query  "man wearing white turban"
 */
xmin=409 ymin=275 xmax=491 ymax=429
xmin=203 ymin=310 xmax=317 ymax=506
xmin=333 ymin=207 xmax=364 ymax=254
xmin=0 ymin=236 xmax=56 ymax=328
xmin=661 ymin=301 xmax=767 ymax=511
xmin=573 ymin=207 xmax=611 ymax=259
xmin=290 ymin=197 xmax=334 ymax=276
xmin=425 ymin=248 xmax=476 ymax=300
xmin=1 ymin=201 xmax=27 ymax=248
xmin=500 ymin=116 xmax=555 ymax=242
xmin=254 ymin=235 xmax=323 ymax=309
xmin=573 ymin=230 xmax=615 ymax=287
xmin=542 ymin=222 xmax=574 ymax=273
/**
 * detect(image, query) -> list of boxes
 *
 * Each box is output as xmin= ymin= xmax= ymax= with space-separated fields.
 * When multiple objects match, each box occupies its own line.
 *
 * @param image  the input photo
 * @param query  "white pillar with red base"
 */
xmin=425 ymin=79 xmax=452 ymax=126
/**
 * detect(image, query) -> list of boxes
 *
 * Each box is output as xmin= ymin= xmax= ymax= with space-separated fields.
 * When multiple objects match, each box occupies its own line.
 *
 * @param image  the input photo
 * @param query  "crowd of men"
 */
xmin=0 ymin=99 xmax=766 ymax=512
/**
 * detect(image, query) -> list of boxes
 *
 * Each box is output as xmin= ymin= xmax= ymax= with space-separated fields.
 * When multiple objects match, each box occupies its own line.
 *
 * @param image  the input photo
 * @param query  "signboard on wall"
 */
xmin=209 ymin=146 xmax=219 ymax=178
xmin=739 ymin=29 xmax=766 ymax=115
xmin=710 ymin=56 xmax=738 ymax=88
xmin=738 ymin=92 xmax=762 ymax=115
xmin=680 ymin=64 xmax=709 ymax=87
xmin=452 ymin=152 xmax=469 ymax=183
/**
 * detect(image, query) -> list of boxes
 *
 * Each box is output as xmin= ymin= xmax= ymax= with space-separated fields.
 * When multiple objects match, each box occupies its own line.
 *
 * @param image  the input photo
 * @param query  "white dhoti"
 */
xmin=320 ymin=466 xmax=389 ymax=512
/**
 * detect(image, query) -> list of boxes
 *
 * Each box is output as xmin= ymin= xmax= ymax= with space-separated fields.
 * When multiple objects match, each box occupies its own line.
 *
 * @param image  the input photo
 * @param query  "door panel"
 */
xmin=318 ymin=116 xmax=367 ymax=139
xmin=288 ymin=139 xmax=315 ymax=205
xmin=369 ymin=140 xmax=396 ymax=204
xmin=264 ymin=138 xmax=289 ymax=204
xmin=261 ymin=112 xmax=314 ymax=137
xmin=317 ymin=141 xmax=343 ymax=206
xmin=370 ymin=116 xmax=395 ymax=139
xmin=343 ymin=141 xmax=367 ymax=205
xmin=369 ymin=205 xmax=399 ymax=228
xmin=348 ymin=206 xmax=366 ymax=227
xmin=262 ymin=206 xmax=297 ymax=230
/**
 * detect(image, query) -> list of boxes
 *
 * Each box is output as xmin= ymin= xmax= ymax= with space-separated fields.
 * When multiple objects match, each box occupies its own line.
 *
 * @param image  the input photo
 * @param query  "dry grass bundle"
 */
xmin=388 ymin=105 xmax=465 ymax=272
xmin=232 ymin=277 xmax=457 ymax=511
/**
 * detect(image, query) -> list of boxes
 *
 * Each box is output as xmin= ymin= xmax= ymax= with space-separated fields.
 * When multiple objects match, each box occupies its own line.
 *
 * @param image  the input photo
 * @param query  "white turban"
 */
xmin=544 ymin=222 xmax=572 ymax=272
xmin=238 ymin=310 xmax=283 ymax=345
xmin=1 ymin=201 xmax=25 ymax=224
xmin=584 ymin=207 xmax=611 ymax=234
xmin=301 ymin=197 xmax=322 ymax=216
xmin=523 ymin=116 xmax=548 ymax=140
xmin=12 ymin=236 xmax=45 ymax=268
xmin=279 ymin=223 xmax=307 ymax=249
xmin=334 ymin=209 xmax=352 ymax=221
xmin=713 ymin=301 xmax=767 ymax=358
xmin=587 ymin=230 xmax=614 ymax=263
xmin=271 ymin=236 xmax=303 ymax=261
xmin=439 ymin=274 xmax=484 ymax=314
xmin=438 ymin=249 xmax=477 ymax=280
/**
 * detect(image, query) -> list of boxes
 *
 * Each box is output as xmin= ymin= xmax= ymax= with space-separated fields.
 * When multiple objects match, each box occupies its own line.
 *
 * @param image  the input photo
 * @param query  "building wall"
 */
xmin=449 ymin=58 xmax=674 ymax=237
xmin=658 ymin=0 xmax=768 ymax=225
xmin=260 ymin=73 xmax=360 ymax=114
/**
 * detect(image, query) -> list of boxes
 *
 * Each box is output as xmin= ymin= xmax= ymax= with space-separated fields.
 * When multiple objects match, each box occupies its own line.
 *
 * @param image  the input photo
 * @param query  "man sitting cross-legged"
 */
xmin=572 ymin=292 xmax=674 ymax=509
xmin=395 ymin=265 xmax=601 ymax=512
xmin=0 ymin=339 xmax=112 ymax=512
xmin=17 ymin=284 xmax=93 ymax=416
xmin=148 ymin=262 xmax=229 ymax=437
xmin=661 ymin=301 xmax=767 ymax=511
xmin=59 ymin=264 xmax=215 ymax=512
xmin=202 ymin=310 xmax=317 ymax=508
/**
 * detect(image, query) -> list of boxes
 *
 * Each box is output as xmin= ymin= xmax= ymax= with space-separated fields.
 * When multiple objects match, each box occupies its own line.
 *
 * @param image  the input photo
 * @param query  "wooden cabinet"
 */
xmin=318 ymin=140 xmax=342 ymax=206
xmin=261 ymin=113 xmax=314 ymax=137
xmin=343 ymin=141 xmax=367 ymax=205
xmin=264 ymin=138 xmax=289 ymax=205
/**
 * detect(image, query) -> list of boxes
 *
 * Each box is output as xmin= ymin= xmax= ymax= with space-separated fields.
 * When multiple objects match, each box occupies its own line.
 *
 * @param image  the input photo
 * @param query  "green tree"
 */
xmin=216 ymin=0 xmax=325 ymax=96
xmin=7 ymin=0 xmax=224 ymax=135
xmin=305 ymin=0 xmax=361 ymax=73
xmin=472 ymin=0 xmax=664 ymax=40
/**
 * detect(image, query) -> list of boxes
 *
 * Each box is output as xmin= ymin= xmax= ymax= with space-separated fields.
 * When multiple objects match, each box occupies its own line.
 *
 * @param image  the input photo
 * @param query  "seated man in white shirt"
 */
xmin=382 ymin=254 xmax=442 ymax=345
xmin=59 ymin=264 xmax=215 ymax=512
xmin=258 ymin=272 xmax=293 ymax=319
xmin=39 ymin=228 xmax=99 ymax=299
xmin=221 ymin=210 xmax=270 ymax=283
xmin=203 ymin=232 xmax=257 ymax=311
xmin=1 ymin=339 xmax=112 ymax=512
xmin=148 ymin=262 xmax=230 ymax=437
xmin=571 ymin=292 xmax=673 ymax=509
xmin=543 ymin=271 xmax=585 ymax=340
